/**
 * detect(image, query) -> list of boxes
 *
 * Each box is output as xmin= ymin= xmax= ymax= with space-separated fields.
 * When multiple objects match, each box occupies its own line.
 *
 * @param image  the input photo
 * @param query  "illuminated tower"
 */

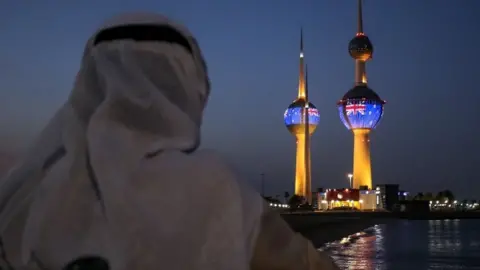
xmin=337 ymin=0 xmax=385 ymax=189
xmin=284 ymin=30 xmax=320 ymax=203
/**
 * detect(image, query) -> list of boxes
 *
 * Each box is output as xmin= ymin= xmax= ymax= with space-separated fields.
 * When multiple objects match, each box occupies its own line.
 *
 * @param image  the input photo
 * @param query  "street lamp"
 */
xmin=347 ymin=173 xmax=353 ymax=189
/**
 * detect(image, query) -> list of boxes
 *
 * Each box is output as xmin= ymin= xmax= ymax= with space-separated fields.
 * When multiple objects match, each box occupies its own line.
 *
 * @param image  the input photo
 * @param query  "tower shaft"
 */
xmin=303 ymin=65 xmax=311 ymax=204
xmin=294 ymin=134 xmax=312 ymax=202
xmin=355 ymin=60 xmax=367 ymax=85
xmin=352 ymin=128 xmax=372 ymax=189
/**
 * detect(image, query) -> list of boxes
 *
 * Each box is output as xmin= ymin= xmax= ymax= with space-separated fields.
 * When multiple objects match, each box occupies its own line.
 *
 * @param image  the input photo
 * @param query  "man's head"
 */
xmin=69 ymin=13 xmax=210 ymax=153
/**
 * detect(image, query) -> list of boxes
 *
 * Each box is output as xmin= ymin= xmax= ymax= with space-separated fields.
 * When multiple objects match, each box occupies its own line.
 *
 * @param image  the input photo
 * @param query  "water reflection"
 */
xmin=323 ymin=220 xmax=480 ymax=270
xmin=344 ymin=235 xmax=375 ymax=269
xmin=327 ymin=225 xmax=384 ymax=269
xmin=428 ymin=220 xmax=462 ymax=262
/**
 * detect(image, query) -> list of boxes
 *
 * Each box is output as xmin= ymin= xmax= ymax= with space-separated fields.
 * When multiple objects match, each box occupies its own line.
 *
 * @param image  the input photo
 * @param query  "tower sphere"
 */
xmin=348 ymin=34 xmax=373 ymax=61
xmin=337 ymin=85 xmax=385 ymax=130
xmin=284 ymin=99 xmax=320 ymax=135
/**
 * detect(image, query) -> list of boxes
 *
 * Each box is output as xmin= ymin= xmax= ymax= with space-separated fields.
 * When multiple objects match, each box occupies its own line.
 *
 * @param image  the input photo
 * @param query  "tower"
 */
xmin=284 ymin=30 xmax=320 ymax=204
xmin=337 ymin=0 xmax=385 ymax=189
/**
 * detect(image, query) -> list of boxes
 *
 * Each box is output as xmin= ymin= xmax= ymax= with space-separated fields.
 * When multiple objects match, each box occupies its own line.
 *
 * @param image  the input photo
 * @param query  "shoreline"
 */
xmin=282 ymin=210 xmax=480 ymax=220
xmin=281 ymin=214 xmax=384 ymax=247
xmin=299 ymin=220 xmax=379 ymax=248
xmin=281 ymin=211 xmax=480 ymax=247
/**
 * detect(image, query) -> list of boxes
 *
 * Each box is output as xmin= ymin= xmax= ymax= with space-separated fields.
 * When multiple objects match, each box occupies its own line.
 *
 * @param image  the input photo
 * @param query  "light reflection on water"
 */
xmin=321 ymin=220 xmax=480 ymax=270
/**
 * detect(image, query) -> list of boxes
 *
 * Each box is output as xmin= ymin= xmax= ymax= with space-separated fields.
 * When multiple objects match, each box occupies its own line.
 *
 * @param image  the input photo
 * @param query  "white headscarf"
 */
xmin=0 ymin=13 xmax=211 ymax=265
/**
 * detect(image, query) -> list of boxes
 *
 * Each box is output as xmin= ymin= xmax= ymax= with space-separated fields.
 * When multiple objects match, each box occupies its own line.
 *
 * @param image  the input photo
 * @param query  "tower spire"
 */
xmin=351 ymin=0 xmax=371 ymax=85
xmin=357 ymin=0 xmax=364 ymax=35
xmin=298 ymin=27 xmax=306 ymax=99
xmin=300 ymin=27 xmax=304 ymax=53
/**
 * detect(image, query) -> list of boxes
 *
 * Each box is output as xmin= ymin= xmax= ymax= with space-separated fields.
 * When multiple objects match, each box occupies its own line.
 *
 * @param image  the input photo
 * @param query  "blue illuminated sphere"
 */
xmin=284 ymin=99 xmax=320 ymax=135
xmin=337 ymin=85 xmax=385 ymax=130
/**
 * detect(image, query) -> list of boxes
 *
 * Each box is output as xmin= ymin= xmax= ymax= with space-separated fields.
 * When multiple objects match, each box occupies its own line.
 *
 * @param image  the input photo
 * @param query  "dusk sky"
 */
xmin=1 ymin=1 xmax=479 ymax=198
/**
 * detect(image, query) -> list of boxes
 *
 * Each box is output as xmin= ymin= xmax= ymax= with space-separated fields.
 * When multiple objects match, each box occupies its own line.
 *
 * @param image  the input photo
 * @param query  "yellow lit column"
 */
xmin=305 ymin=140 xmax=312 ymax=204
xmin=352 ymin=128 xmax=372 ymax=189
xmin=294 ymin=134 xmax=307 ymax=198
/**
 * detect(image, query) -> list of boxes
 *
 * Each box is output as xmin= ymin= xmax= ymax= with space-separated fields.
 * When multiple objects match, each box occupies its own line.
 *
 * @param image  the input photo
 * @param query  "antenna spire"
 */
xmin=298 ymin=28 xmax=306 ymax=99
xmin=357 ymin=0 xmax=364 ymax=34
xmin=300 ymin=27 xmax=304 ymax=53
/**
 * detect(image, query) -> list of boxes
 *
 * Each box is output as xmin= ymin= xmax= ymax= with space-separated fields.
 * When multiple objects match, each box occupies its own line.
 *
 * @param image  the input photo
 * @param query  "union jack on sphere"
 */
xmin=345 ymin=104 xmax=366 ymax=116
xmin=308 ymin=108 xmax=319 ymax=117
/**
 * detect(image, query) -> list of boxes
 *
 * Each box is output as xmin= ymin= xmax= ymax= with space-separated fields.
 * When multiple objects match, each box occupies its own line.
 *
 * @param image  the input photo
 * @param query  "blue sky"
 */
xmin=1 ymin=0 xmax=479 ymax=198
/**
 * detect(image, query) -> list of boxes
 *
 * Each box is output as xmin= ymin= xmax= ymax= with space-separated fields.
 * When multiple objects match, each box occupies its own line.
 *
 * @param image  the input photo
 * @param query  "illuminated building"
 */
xmin=317 ymin=188 xmax=377 ymax=210
xmin=337 ymin=0 xmax=385 ymax=189
xmin=284 ymin=30 xmax=320 ymax=204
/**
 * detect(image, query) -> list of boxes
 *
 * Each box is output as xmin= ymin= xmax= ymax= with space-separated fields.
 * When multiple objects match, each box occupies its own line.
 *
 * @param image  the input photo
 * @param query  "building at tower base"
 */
xmin=317 ymin=188 xmax=378 ymax=210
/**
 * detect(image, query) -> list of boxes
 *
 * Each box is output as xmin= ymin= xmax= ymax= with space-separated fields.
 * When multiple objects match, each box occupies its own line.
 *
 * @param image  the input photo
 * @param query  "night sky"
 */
xmin=1 ymin=0 xmax=479 ymax=198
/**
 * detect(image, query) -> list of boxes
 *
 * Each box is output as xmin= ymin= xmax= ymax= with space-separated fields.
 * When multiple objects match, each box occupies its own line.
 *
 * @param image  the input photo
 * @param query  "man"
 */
xmin=0 ymin=13 xmax=339 ymax=270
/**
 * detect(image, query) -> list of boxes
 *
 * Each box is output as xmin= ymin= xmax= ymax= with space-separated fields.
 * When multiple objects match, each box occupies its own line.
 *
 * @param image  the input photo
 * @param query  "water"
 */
xmin=321 ymin=219 xmax=480 ymax=270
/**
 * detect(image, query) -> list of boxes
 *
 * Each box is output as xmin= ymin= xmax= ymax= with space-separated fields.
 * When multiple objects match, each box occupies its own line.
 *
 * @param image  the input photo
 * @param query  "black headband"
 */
xmin=93 ymin=24 xmax=193 ymax=54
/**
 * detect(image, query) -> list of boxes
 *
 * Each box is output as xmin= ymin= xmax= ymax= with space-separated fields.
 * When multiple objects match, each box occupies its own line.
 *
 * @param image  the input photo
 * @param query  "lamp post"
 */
xmin=347 ymin=173 xmax=353 ymax=189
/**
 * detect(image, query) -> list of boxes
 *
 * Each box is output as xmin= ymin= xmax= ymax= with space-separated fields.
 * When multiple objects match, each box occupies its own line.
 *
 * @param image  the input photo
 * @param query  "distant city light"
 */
xmin=269 ymin=203 xmax=289 ymax=208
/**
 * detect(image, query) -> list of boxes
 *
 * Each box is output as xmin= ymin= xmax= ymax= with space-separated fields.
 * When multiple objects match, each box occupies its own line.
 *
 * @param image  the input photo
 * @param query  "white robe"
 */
xmin=0 ymin=13 xmax=339 ymax=270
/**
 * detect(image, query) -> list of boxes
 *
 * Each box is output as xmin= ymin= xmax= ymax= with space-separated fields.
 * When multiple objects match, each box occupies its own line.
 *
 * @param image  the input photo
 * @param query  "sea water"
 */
xmin=322 ymin=219 xmax=480 ymax=270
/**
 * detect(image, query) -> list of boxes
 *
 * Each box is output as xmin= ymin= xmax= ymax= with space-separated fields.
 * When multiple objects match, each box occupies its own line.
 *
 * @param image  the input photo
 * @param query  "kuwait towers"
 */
xmin=283 ymin=30 xmax=320 ymax=203
xmin=337 ymin=0 xmax=386 ymax=189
